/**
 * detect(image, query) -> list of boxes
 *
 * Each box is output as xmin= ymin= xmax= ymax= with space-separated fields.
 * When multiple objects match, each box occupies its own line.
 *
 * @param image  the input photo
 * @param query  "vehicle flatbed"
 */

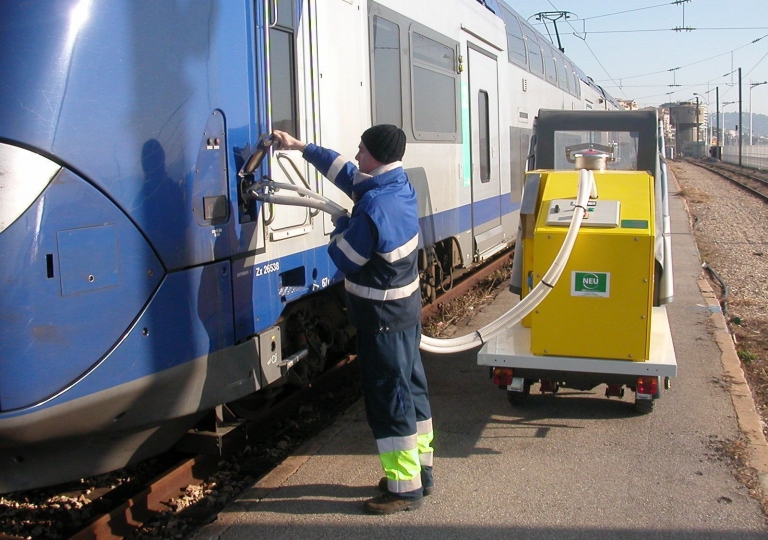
xmin=478 ymin=307 xmax=677 ymax=378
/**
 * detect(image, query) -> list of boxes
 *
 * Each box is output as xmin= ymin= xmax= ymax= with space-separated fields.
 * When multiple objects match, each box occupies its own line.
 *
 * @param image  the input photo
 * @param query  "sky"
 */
xmin=504 ymin=0 xmax=768 ymax=116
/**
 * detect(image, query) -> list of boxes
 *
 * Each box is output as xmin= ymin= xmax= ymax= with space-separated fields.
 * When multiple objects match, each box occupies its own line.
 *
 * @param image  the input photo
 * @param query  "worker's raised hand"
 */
xmin=272 ymin=130 xmax=307 ymax=152
xmin=331 ymin=211 xmax=350 ymax=228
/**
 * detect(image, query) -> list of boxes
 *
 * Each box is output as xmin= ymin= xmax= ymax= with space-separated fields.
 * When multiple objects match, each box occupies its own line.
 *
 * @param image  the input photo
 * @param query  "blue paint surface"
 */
xmin=0 ymin=170 xmax=162 ymax=410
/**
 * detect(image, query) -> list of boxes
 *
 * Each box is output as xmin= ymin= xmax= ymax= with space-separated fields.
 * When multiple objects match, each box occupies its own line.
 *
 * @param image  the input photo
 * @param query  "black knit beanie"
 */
xmin=360 ymin=124 xmax=406 ymax=164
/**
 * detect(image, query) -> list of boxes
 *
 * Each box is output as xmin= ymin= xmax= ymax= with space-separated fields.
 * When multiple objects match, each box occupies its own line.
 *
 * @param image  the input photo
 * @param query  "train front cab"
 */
xmin=478 ymin=109 xmax=677 ymax=414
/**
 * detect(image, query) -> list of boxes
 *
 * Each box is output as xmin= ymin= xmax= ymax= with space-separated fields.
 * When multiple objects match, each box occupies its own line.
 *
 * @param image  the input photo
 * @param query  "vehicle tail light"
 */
xmin=493 ymin=367 xmax=513 ymax=386
xmin=636 ymin=376 xmax=658 ymax=396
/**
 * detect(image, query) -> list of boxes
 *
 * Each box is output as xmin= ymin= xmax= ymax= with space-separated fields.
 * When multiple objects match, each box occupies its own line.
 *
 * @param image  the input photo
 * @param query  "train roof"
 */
xmin=488 ymin=0 xmax=619 ymax=107
xmin=474 ymin=0 xmax=502 ymax=14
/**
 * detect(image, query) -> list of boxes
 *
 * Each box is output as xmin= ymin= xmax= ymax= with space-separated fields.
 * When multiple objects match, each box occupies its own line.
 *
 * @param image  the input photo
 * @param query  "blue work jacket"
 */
xmin=303 ymin=143 xmax=421 ymax=333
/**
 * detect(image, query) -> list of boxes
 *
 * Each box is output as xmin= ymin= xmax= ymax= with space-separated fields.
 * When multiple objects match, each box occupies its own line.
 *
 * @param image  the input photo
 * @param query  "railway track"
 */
xmin=1 ymin=249 xmax=513 ymax=540
xmin=74 ymin=356 xmax=362 ymax=540
xmin=685 ymin=158 xmax=768 ymax=202
xmin=0 ymin=358 xmax=363 ymax=540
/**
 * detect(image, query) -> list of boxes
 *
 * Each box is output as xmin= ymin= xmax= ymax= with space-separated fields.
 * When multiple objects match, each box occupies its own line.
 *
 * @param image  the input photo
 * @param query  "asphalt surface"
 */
xmin=191 ymin=173 xmax=768 ymax=539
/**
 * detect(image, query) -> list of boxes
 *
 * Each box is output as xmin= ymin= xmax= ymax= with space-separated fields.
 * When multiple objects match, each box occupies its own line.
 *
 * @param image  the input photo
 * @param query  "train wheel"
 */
xmin=539 ymin=379 xmax=559 ymax=394
xmin=421 ymin=267 xmax=436 ymax=303
xmin=433 ymin=260 xmax=445 ymax=293
xmin=438 ymin=260 xmax=454 ymax=292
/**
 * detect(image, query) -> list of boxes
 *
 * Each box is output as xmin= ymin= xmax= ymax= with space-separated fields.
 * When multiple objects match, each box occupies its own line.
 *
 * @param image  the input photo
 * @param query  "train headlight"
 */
xmin=0 ymin=143 xmax=61 ymax=234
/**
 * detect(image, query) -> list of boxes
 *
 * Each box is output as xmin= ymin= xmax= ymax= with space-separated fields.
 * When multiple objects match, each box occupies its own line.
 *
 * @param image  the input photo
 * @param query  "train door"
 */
xmin=314 ymin=0 xmax=367 ymax=235
xmin=467 ymin=45 xmax=502 ymax=260
xmin=263 ymin=0 xmax=319 ymax=241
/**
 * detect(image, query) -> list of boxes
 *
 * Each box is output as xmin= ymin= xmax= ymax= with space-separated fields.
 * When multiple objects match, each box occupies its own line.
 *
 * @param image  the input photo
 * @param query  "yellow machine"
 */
xmin=477 ymin=109 xmax=676 ymax=414
xmin=525 ymin=169 xmax=656 ymax=361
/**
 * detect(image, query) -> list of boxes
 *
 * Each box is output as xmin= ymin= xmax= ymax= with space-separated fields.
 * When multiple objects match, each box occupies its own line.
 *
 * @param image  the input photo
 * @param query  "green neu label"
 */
xmin=571 ymin=271 xmax=610 ymax=297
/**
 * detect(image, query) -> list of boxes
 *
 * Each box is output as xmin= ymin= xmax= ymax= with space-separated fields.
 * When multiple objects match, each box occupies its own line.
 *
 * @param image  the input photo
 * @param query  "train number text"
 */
xmin=254 ymin=261 xmax=280 ymax=277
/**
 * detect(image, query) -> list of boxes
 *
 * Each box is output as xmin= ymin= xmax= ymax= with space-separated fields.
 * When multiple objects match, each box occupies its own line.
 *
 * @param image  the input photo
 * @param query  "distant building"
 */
xmin=618 ymin=99 xmax=638 ymax=111
xmin=661 ymin=101 xmax=709 ymax=158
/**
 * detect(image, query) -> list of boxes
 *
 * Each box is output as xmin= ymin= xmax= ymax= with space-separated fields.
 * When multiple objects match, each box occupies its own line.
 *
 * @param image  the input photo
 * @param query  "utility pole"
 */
xmin=716 ymin=87 xmax=720 ymax=159
xmin=750 ymin=81 xmax=768 ymax=145
xmin=696 ymin=97 xmax=700 ymax=156
xmin=739 ymin=67 xmax=743 ymax=167
xmin=723 ymin=101 xmax=736 ymax=148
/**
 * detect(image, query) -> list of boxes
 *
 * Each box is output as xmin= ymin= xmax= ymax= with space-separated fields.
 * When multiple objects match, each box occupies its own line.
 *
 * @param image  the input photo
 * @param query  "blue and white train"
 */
xmin=0 ymin=0 xmax=617 ymax=492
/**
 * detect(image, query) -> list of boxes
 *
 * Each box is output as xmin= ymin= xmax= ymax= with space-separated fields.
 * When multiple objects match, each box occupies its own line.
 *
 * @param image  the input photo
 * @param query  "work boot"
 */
xmin=363 ymin=492 xmax=423 ymax=514
xmin=378 ymin=477 xmax=433 ymax=496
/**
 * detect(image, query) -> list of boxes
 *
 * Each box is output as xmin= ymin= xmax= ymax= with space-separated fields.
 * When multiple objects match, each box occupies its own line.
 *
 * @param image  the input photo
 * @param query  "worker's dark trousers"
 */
xmin=357 ymin=323 xmax=434 ymax=499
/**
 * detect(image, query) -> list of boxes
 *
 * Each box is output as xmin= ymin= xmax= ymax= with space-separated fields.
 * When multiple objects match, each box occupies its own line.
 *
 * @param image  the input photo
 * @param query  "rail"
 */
xmin=685 ymin=158 xmax=768 ymax=202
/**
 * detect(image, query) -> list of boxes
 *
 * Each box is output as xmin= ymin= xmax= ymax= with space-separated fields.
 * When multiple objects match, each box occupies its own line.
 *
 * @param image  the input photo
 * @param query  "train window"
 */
xmin=557 ymin=56 xmax=570 ymax=92
xmin=412 ymin=67 xmax=457 ymax=135
xmin=478 ymin=90 xmax=491 ymax=182
xmin=569 ymin=62 xmax=581 ymax=98
xmin=542 ymin=42 xmax=557 ymax=85
xmin=413 ymin=31 xmax=454 ymax=71
xmin=274 ymin=0 xmax=293 ymax=29
xmin=372 ymin=16 xmax=402 ymax=127
xmin=521 ymin=25 xmax=544 ymax=78
xmin=499 ymin=6 xmax=527 ymax=68
xmin=562 ymin=59 xmax=576 ymax=95
xmin=410 ymin=27 xmax=459 ymax=140
xmin=269 ymin=0 xmax=297 ymax=136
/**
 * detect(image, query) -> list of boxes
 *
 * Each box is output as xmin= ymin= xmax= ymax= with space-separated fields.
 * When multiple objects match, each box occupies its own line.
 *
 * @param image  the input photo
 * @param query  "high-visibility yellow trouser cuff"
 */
xmin=380 ymin=447 xmax=422 ymax=493
xmin=418 ymin=430 xmax=434 ymax=467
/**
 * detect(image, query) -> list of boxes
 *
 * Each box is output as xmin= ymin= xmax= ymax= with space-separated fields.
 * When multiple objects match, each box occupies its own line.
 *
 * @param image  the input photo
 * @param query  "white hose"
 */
xmin=247 ymin=180 xmax=348 ymax=220
xmin=255 ymin=179 xmax=326 ymax=201
xmin=249 ymin=170 xmax=596 ymax=355
xmin=255 ymin=192 xmax=347 ymax=218
xmin=420 ymin=169 xmax=595 ymax=354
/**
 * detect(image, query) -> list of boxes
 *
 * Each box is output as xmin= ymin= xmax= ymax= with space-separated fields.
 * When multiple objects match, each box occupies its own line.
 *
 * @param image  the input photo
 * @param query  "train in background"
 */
xmin=0 ymin=0 xmax=618 ymax=492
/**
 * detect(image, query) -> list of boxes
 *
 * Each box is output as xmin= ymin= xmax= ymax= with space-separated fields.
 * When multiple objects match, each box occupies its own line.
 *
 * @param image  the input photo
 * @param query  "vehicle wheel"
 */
xmin=507 ymin=379 xmax=532 ymax=406
xmin=635 ymin=397 xmax=654 ymax=414
xmin=507 ymin=390 xmax=527 ymax=406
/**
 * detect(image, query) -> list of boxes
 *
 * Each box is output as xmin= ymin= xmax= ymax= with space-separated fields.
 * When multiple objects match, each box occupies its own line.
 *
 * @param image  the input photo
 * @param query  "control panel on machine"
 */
xmin=545 ymin=199 xmax=621 ymax=228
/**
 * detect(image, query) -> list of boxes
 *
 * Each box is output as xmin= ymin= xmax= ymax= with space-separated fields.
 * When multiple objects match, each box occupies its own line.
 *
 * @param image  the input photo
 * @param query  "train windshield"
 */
xmin=553 ymin=130 xmax=640 ymax=171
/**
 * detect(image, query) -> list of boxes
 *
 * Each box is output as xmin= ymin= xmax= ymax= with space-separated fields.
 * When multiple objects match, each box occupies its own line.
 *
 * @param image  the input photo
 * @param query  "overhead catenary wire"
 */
xmin=568 ymin=2 xmax=675 ymax=22
xmin=596 ymin=34 xmax=768 ymax=83
xmin=534 ymin=0 xmax=626 ymax=98
xmin=569 ymin=27 xmax=768 ymax=34
xmin=531 ymin=1 xmax=767 ymax=110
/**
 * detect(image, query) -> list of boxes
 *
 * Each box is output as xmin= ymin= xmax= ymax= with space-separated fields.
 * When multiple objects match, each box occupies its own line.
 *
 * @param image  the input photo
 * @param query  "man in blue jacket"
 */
xmin=272 ymin=125 xmax=434 ymax=514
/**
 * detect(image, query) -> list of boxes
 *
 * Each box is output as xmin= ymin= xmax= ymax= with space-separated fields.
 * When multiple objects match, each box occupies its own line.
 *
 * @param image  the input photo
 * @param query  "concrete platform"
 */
xmin=191 ymin=173 xmax=768 ymax=538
